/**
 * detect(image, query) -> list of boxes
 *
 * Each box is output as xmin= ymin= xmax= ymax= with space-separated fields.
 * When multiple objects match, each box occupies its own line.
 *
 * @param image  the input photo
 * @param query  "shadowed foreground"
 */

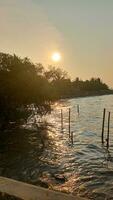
xmin=0 ymin=177 xmax=86 ymax=200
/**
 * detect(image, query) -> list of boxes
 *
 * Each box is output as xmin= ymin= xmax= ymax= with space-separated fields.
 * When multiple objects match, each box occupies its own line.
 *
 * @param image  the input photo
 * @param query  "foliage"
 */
xmin=44 ymin=65 xmax=68 ymax=82
xmin=0 ymin=53 xmax=53 ymax=128
xmin=72 ymin=77 xmax=108 ymax=93
xmin=45 ymin=66 xmax=109 ymax=98
xmin=0 ymin=52 xmax=110 ymax=129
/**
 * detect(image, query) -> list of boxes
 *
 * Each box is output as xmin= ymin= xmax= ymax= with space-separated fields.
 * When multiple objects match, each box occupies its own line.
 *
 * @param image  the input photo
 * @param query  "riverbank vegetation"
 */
xmin=0 ymin=52 xmax=112 ymax=129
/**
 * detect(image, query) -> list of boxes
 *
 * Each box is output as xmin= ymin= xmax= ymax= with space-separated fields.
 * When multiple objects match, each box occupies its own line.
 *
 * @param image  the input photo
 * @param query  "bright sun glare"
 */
xmin=51 ymin=52 xmax=61 ymax=62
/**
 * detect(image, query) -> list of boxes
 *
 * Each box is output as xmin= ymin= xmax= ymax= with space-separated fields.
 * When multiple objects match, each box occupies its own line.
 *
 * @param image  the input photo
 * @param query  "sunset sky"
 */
xmin=0 ymin=0 xmax=113 ymax=87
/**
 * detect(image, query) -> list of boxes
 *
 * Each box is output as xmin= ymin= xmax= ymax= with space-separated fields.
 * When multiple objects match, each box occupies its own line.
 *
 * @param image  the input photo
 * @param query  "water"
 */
xmin=1 ymin=95 xmax=113 ymax=199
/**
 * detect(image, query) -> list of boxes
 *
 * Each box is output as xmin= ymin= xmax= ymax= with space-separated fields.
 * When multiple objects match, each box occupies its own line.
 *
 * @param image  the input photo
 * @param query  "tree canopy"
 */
xmin=0 ymin=52 xmax=111 ymax=129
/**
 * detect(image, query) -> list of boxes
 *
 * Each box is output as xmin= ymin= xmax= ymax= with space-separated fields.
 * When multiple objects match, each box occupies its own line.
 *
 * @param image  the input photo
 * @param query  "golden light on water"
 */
xmin=51 ymin=52 xmax=61 ymax=62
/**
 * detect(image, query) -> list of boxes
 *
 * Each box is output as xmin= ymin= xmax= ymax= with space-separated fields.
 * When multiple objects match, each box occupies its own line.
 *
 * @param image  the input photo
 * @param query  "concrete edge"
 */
xmin=0 ymin=176 xmax=87 ymax=200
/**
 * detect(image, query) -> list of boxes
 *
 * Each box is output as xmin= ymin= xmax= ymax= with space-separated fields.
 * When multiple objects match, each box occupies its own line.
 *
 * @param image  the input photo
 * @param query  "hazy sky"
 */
xmin=0 ymin=0 xmax=113 ymax=87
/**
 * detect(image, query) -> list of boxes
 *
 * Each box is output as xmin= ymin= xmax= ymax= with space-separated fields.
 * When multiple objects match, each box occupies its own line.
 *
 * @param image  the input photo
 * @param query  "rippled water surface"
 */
xmin=1 ymin=95 xmax=113 ymax=199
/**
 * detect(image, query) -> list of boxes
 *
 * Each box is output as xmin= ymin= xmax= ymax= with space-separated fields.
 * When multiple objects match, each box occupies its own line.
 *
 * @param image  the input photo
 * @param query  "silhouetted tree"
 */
xmin=0 ymin=52 xmax=111 ymax=129
xmin=0 ymin=53 xmax=52 ymax=129
xmin=44 ymin=66 xmax=68 ymax=82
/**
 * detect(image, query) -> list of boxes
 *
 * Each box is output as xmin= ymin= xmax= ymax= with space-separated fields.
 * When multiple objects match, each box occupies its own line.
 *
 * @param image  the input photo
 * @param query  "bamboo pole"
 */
xmin=101 ymin=108 xmax=106 ymax=144
xmin=61 ymin=109 xmax=63 ymax=130
xmin=71 ymin=132 xmax=73 ymax=145
xmin=107 ymin=112 xmax=110 ymax=149
xmin=69 ymin=108 xmax=71 ymax=138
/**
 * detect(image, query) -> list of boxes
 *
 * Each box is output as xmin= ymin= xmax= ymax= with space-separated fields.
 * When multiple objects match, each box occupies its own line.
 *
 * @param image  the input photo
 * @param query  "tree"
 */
xmin=0 ymin=53 xmax=52 ymax=129
xmin=44 ymin=66 xmax=71 ymax=98
xmin=44 ymin=66 xmax=68 ymax=82
xmin=0 ymin=52 xmax=110 ymax=129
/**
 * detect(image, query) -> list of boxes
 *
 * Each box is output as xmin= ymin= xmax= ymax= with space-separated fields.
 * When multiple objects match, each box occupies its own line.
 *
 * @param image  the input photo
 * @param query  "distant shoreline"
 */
xmin=60 ymin=89 xmax=113 ymax=99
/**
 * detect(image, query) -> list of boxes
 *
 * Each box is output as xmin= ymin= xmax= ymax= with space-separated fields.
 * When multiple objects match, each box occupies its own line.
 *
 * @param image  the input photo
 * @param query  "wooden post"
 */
xmin=102 ymin=108 xmax=106 ymax=144
xmin=107 ymin=112 xmax=110 ymax=149
xmin=71 ymin=132 xmax=73 ymax=145
xmin=69 ymin=108 xmax=71 ymax=138
xmin=77 ymin=104 xmax=79 ymax=114
xmin=61 ymin=109 xmax=63 ymax=130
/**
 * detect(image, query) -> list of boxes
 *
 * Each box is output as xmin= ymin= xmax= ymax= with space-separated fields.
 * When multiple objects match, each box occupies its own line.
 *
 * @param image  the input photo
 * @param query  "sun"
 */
xmin=51 ymin=52 xmax=61 ymax=62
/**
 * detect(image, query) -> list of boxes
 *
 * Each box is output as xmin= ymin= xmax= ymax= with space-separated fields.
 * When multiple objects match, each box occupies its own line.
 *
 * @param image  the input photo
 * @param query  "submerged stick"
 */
xmin=101 ymin=108 xmax=106 ymax=144
xmin=69 ymin=108 xmax=71 ymax=138
xmin=77 ymin=104 xmax=79 ymax=114
xmin=107 ymin=111 xmax=110 ymax=149
xmin=71 ymin=131 xmax=73 ymax=145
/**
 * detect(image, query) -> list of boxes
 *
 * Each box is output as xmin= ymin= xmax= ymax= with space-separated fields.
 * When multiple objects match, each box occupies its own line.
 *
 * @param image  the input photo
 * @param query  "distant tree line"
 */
xmin=0 ymin=52 xmax=111 ymax=129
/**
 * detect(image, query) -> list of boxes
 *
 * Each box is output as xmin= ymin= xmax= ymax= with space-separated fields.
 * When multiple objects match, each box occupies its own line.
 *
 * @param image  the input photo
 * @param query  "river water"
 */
xmin=0 ymin=95 xmax=113 ymax=199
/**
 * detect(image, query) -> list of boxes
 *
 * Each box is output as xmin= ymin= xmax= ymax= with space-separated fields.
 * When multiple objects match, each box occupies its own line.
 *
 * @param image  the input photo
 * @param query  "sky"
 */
xmin=0 ymin=0 xmax=113 ymax=87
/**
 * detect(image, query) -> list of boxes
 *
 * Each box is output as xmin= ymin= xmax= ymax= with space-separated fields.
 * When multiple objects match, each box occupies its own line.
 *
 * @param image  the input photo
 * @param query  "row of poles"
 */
xmin=61 ymin=105 xmax=80 ymax=145
xmin=61 ymin=106 xmax=111 ymax=149
xmin=101 ymin=108 xmax=111 ymax=149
